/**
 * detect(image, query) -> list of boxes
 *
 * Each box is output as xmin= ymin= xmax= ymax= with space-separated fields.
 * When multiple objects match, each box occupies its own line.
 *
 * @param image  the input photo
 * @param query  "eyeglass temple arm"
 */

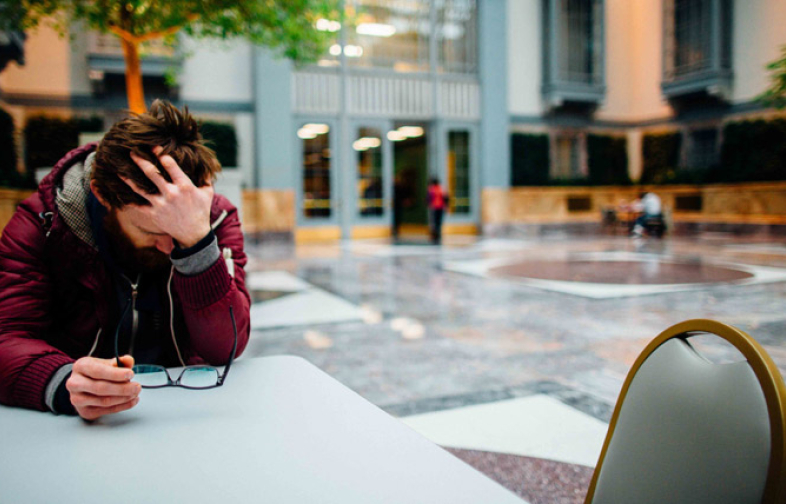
xmin=115 ymin=298 xmax=133 ymax=368
xmin=219 ymin=305 xmax=239 ymax=384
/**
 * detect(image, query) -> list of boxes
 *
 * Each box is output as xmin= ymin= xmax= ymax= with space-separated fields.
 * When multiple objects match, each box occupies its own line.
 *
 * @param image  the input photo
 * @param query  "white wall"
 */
xmin=507 ymin=0 xmax=544 ymax=117
xmin=0 ymin=24 xmax=71 ymax=96
xmin=179 ymin=38 xmax=254 ymax=103
xmin=732 ymin=0 xmax=786 ymax=103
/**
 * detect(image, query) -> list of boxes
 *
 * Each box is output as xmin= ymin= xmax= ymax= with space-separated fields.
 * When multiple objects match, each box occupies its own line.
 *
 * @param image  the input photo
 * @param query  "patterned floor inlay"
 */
xmin=445 ymin=251 xmax=786 ymax=298
xmin=489 ymin=259 xmax=753 ymax=284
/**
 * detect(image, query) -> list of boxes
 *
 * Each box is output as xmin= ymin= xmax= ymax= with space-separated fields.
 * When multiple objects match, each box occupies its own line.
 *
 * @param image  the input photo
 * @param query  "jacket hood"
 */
xmin=38 ymin=143 xmax=98 ymax=248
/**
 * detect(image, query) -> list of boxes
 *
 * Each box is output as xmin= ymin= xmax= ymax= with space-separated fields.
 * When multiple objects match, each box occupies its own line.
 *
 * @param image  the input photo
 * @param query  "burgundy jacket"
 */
xmin=0 ymin=144 xmax=251 ymax=411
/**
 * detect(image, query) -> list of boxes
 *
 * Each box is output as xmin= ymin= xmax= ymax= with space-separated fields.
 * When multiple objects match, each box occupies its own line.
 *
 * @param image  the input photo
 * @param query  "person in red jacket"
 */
xmin=0 ymin=100 xmax=251 ymax=420
xmin=426 ymin=177 xmax=449 ymax=244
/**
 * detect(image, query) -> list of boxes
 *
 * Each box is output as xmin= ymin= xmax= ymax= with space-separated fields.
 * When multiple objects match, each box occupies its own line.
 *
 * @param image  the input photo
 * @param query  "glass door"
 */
xmin=353 ymin=125 xmax=388 ymax=223
xmin=391 ymin=122 xmax=429 ymax=235
xmin=298 ymin=120 xmax=338 ymax=226
xmin=440 ymin=122 xmax=479 ymax=224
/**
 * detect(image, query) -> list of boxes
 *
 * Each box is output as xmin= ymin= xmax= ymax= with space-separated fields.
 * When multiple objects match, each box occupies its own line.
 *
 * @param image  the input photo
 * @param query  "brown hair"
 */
xmin=92 ymin=99 xmax=221 ymax=208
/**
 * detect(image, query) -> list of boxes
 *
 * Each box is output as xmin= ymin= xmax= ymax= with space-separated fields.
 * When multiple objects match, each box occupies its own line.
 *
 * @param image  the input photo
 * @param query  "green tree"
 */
xmin=2 ymin=1 xmax=340 ymax=113
xmin=759 ymin=45 xmax=786 ymax=109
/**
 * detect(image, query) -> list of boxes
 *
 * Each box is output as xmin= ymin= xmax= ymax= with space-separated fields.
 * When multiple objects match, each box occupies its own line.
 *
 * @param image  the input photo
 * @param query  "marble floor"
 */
xmin=242 ymin=234 xmax=786 ymax=503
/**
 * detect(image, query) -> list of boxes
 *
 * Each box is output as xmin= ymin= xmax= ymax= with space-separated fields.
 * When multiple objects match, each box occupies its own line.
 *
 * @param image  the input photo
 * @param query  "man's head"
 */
xmin=90 ymin=100 xmax=221 ymax=271
xmin=92 ymin=100 xmax=220 ymax=208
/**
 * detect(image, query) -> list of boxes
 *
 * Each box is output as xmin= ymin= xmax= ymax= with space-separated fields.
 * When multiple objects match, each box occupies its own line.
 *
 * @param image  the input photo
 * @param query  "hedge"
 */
xmin=717 ymin=118 xmax=786 ymax=183
xmin=0 ymin=106 xmax=29 ymax=188
xmin=511 ymin=133 xmax=549 ymax=186
xmin=199 ymin=121 xmax=238 ymax=168
xmin=24 ymin=115 xmax=103 ymax=170
xmin=640 ymin=132 xmax=682 ymax=184
xmin=587 ymin=134 xmax=630 ymax=185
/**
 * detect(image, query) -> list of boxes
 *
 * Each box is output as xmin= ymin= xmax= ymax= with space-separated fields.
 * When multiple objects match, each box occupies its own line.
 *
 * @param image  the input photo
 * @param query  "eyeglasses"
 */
xmin=115 ymin=301 xmax=238 ymax=389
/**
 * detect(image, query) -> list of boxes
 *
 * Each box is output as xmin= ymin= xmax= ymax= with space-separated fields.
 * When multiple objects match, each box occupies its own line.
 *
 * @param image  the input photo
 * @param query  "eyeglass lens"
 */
xmin=121 ymin=305 xmax=237 ymax=389
xmin=132 ymin=365 xmax=221 ymax=389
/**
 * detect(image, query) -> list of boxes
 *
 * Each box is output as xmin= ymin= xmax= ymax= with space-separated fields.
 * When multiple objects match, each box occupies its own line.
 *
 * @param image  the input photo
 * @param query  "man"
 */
xmin=0 ymin=100 xmax=251 ymax=420
xmin=632 ymin=191 xmax=664 ymax=237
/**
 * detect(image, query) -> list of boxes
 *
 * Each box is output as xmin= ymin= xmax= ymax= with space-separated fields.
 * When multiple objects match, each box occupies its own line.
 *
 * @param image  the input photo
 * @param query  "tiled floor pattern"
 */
xmin=446 ymin=449 xmax=593 ymax=504
xmin=400 ymin=394 xmax=606 ymax=502
xmin=243 ymin=235 xmax=786 ymax=502
xmin=402 ymin=395 xmax=607 ymax=467
xmin=247 ymin=271 xmax=366 ymax=329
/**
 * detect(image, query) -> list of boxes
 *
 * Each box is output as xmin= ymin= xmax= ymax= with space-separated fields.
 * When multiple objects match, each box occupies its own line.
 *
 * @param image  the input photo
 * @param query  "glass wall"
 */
xmin=447 ymin=130 xmax=471 ymax=214
xmin=331 ymin=0 xmax=477 ymax=74
xmin=437 ymin=0 xmax=478 ymax=74
xmin=355 ymin=127 xmax=384 ymax=217
xmin=346 ymin=0 xmax=431 ymax=72
xmin=300 ymin=124 xmax=332 ymax=218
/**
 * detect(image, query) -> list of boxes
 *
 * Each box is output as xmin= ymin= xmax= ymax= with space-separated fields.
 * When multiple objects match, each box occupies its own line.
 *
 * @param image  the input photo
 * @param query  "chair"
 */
xmin=585 ymin=320 xmax=786 ymax=504
xmin=643 ymin=215 xmax=665 ymax=238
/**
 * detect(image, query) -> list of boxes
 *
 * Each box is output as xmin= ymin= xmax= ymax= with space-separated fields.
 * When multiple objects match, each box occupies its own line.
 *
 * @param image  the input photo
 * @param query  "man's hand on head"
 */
xmin=125 ymin=146 xmax=214 ymax=248
xmin=66 ymin=356 xmax=141 ymax=421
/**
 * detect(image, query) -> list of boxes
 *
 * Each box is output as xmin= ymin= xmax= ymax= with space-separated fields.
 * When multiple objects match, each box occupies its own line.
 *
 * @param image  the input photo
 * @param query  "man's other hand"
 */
xmin=66 ymin=355 xmax=141 ymax=421
xmin=125 ymin=146 xmax=214 ymax=248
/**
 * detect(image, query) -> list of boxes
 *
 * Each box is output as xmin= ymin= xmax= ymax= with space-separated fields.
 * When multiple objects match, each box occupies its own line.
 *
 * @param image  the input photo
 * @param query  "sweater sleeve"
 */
xmin=171 ymin=199 xmax=251 ymax=366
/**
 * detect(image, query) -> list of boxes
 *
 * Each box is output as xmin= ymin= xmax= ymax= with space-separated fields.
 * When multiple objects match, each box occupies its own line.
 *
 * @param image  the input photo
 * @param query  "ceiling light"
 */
xmin=344 ymin=45 xmax=364 ymax=58
xmin=387 ymin=131 xmax=406 ymax=142
xmin=357 ymin=137 xmax=381 ymax=148
xmin=297 ymin=129 xmax=317 ymax=140
xmin=303 ymin=123 xmax=330 ymax=134
xmin=316 ymin=19 xmax=341 ymax=32
xmin=356 ymin=23 xmax=396 ymax=37
xmin=397 ymin=126 xmax=424 ymax=138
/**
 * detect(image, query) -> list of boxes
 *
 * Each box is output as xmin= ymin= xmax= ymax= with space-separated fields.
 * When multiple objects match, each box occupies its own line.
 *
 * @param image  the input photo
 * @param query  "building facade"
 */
xmin=1 ymin=0 xmax=785 ymax=240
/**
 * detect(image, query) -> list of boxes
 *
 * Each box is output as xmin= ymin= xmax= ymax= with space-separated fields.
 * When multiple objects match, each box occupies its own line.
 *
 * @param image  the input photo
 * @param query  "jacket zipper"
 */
xmin=130 ymin=277 xmax=139 ymax=354
xmin=167 ymin=266 xmax=186 ymax=366
xmin=120 ymin=273 xmax=141 ymax=356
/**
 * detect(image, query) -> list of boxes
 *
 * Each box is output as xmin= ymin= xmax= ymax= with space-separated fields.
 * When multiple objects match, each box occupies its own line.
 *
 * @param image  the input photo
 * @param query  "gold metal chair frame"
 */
xmin=585 ymin=319 xmax=786 ymax=504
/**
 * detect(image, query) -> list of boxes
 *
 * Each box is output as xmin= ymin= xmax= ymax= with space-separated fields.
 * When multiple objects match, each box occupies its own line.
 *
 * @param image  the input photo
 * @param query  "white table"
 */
xmin=0 ymin=356 xmax=525 ymax=503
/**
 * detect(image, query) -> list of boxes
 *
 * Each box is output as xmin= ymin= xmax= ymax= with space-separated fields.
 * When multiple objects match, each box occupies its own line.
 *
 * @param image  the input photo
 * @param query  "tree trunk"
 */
xmin=120 ymin=38 xmax=146 ymax=113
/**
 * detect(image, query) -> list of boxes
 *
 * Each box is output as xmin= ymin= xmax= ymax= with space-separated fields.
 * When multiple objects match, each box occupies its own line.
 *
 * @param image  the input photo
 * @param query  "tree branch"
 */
xmin=109 ymin=14 xmax=200 ymax=44
xmin=137 ymin=14 xmax=200 ymax=42
xmin=108 ymin=25 xmax=140 ymax=44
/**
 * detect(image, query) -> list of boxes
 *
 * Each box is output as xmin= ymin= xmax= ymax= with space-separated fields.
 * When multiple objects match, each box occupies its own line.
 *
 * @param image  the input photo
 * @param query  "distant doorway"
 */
xmin=391 ymin=123 xmax=429 ymax=240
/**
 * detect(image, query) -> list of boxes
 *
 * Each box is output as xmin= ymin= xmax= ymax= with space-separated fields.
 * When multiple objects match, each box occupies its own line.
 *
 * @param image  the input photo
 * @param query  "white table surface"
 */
xmin=0 ymin=356 xmax=525 ymax=504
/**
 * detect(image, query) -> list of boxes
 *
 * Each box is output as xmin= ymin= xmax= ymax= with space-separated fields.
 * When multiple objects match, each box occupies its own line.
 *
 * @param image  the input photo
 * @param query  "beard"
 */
xmin=103 ymin=210 xmax=171 ymax=274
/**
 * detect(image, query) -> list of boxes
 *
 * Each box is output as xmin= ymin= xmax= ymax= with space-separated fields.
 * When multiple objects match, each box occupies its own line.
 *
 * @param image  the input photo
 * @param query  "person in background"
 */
xmin=632 ymin=191 xmax=664 ymax=237
xmin=426 ymin=178 xmax=449 ymax=245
